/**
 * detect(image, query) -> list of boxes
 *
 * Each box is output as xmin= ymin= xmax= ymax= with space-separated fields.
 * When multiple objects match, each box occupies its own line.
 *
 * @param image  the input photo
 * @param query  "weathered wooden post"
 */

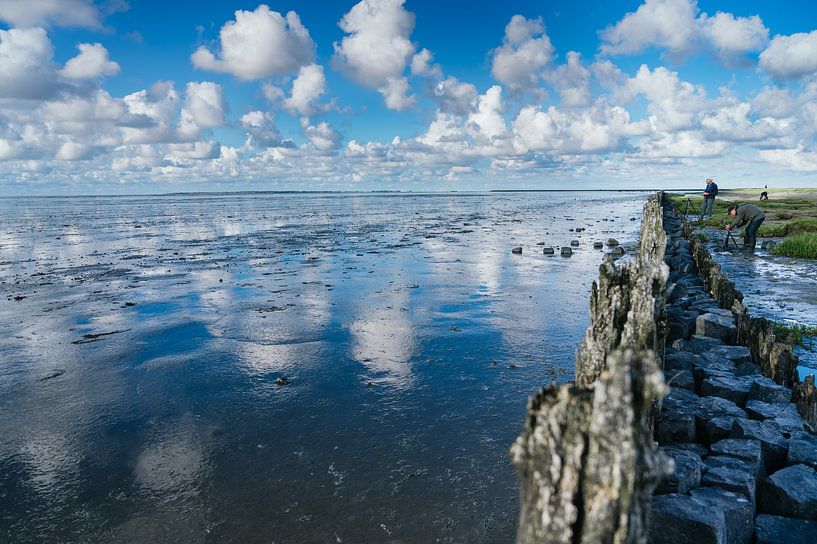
xmin=512 ymin=194 xmax=671 ymax=544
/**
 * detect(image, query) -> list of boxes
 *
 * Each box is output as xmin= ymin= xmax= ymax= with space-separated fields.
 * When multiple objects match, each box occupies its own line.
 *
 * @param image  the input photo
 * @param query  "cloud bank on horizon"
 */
xmin=1 ymin=0 xmax=817 ymax=193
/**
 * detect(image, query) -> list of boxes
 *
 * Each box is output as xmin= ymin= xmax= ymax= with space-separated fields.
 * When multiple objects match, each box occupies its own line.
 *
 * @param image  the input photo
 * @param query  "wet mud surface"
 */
xmin=706 ymin=232 xmax=817 ymax=380
xmin=0 ymin=191 xmax=646 ymax=543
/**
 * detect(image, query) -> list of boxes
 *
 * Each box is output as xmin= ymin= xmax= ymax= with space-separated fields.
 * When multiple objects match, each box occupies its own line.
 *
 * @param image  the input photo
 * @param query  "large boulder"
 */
xmin=749 ymin=377 xmax=793 ymax=404
xmin=759 ymin=464 xmax=817 ymax=521
xmin=649 ymin=493 xmax=727 ymax=544
xmin=755 ymin=514 xmax=817 ymax=544
xmin=693 ymin=396 xmax=747 ymax=431
xmin=787 ymin=433 xmax=817 ymax=470
xmin=656 ymin=447 xmax=703 ymax=494
xmin=690 ymin=487 xmax=754 ymax=544
xmin=703 ymin=416 xmax=743 ymax=444
xmin=696 ymin=313 xmax=737 ymax=344
xmin=701 ymin=465 xmax=756 ymax=504
xmin=700 ymin=375 xmax=753 ymax=406
xmin=709 ymin=345 xmax=752 ymax=365
xmin=729 ymin=419 xmax=788 ymax=470
xmin=665 ymin=351 xmax=700 ymax=373
xmin=710 ymin=439 xmax=764 ymax=470
xmin=706 ymin=453 xmax=765 ymax=481
xmin=745 ymin=400 xmax=798 ymax=421
xmin=656 ymin=409 xmax=697 ymax=444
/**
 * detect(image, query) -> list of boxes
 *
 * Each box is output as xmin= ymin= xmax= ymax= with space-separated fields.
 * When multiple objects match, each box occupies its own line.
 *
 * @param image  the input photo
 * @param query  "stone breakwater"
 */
xmin=511 ymin=193 xmax=817 ymax=544
xmin=653 ymin=199 xmax=817 ymax=543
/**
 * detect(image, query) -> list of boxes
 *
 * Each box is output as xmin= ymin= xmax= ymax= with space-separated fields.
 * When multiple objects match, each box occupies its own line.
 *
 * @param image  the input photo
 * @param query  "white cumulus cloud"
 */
xmin=0 ymin=0 xmax=105 ymax=29
xmin=332 ymin=0 xmax=416 ymax=110
xmin=191 ymin=5 xmax=315 ymax=80
xmin=759 ymin=30 xmax=817 ymax=80
xmin=491 ymin=15 xmax=553 ymax=93
xmin=283 ymin=64 xmax=327 ymax=116
xmin=600 ymin=0 xmax=768 ymax=66
xmin=178 ymin=82 xmax=227 ymax=141
xmin=0 ymin=27 xmax=58 ymax=100
xmin=60 ymin=43 xmax=120 ymax=79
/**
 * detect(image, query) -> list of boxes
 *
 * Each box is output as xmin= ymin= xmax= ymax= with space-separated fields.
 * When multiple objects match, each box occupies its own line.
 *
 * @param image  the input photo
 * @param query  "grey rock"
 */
xmin=759 ymin=464 xmax=817 ymax=521
xmin=512 ymin=246 xmax=522 ymax=254
xmin=668 ymin=309 xmax=698 ymax=341
xmin=748 ymin=377 xmax=792 ymax=404
xmin=542 ymin=246 xmax=555 ymax=255
xmin=649 ymin=493 xmax=727 ymax=544
xmin=773 ymin=414 xmax=804 ymax=434
xmin=607 ymin=238 xmax=619 ymax=246
xmin=611 ymin=246 xmax=625 ymax=257
xmin=656 ymin=409 xmax=697 ymax=444
xmin=700 ymin=375 xmax=753 ymax=407
xmin=706 ymin=454 xmax=765 ymax=481
xmin=560 ymin=246 xmax=572 ymax=257
xmin=788 ymin=433 xmax=817 ymax=470
xmin=690 ymin=487 xmax=754 ymax=544
xmin=693 ymin=396 xmax=747 ymax=427
xmin=710 ymin=439 xmax=764 ymax=468
xmin=664 ymin=442 xmax=709 ymax=458
xmin=701 ymin=465 xmax=756 ymax=504
xmin=708 ymin=308 xmax=734 ymax=319
xmin=704 ymin=416 xmax=743 ymax=445
xmin=593 ymin=241 xmax=603 ymax=249
xmin=710 ymin=345 xmax=752 ymax=365
xmin=746 ymin=400 xmax=799 ymax=421
xmin=665 ymin=351 xmax=700 ymax=373
xmin=570 ymin=239 xmax=579 ymax=246
xmin=693 ymin=355 xmax=738 ymax=387
xmin=755 ymin=514 xmax=817 ymax=544
xmin=656 ymin=447 xmax=703 ymax=494
xmin=696 ymin=313 xmax=737 ymax=343
xmin=734 ymin=362 xmax=762 ymax=377
xmin=666 ymin=369 xmax=695 ymax=390
xmin=729 ymin=419 xmax=788 ymax=470
xmin=675 ymin=335 xmax=725 ymax=354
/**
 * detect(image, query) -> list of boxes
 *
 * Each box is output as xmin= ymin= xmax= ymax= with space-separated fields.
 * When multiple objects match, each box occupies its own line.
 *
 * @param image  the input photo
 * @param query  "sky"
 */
xmin=1 ymin=0 xmax=817 ymax=195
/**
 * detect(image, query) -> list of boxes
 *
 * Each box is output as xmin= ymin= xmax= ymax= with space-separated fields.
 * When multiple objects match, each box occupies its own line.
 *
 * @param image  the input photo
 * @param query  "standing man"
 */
xmin=726 ymin=203 xmax=766 ymax=251
xmin=702 ymin=178 xmax=718 ymax=217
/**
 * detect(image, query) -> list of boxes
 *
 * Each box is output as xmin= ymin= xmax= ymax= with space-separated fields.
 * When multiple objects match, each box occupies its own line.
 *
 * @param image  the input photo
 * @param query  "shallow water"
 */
xmin=0 ymin=191 xmax=647 ymax=543
xmin=705 ymin=232 xmax=817 ymax=380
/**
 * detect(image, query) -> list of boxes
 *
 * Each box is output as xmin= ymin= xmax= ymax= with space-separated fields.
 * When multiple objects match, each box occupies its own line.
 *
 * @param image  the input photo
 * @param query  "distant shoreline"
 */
xmin=0 ymin=188 xmax=683 ymax=200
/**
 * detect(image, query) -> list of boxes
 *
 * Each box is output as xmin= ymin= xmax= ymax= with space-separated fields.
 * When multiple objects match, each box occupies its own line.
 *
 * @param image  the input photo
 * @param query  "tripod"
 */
xmin=683 ymin=198 xmax=702 ymax=221
xmin=723 ymin=229 xmax=741 ymax=250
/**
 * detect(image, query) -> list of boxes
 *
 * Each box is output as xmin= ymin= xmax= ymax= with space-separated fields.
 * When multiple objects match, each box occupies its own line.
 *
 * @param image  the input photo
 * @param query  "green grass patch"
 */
xmin=757 ymin=223 xmax=788 ymax=237
xmin=787 ymin=218 xmax=817 ymax=235
xmin=774 ymin=322 xmax=817 ymax=349
xmin=771 ymin=232 xmax=817 ymax=259
xmin=774 ymin=212 xmax=794 ymax=220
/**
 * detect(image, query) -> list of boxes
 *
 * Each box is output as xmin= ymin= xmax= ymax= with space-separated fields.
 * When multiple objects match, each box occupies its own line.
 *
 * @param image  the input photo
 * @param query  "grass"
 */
xmin=774 ymin=322 xmax=817 ymax=349
xmin=771 ymin=232 xmax=817 ymax=259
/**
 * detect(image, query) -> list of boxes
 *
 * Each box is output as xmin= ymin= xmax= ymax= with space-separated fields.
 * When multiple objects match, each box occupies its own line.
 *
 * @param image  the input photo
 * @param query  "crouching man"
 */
xmin=726 ymin=204 xmax=766 ymax=251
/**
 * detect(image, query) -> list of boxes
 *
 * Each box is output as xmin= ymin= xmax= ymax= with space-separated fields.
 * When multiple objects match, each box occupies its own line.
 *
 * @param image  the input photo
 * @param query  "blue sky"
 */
xmin=1 ymin=0 xmax=817 ymax=194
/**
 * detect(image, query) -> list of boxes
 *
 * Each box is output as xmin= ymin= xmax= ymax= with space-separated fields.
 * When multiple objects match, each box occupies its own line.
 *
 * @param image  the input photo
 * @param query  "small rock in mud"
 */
xmin=607 ymin=238 xmax=620 ymax=246
xmin=561 ymin=247 xmax=573 ymax=257
xmin=543 ymin=247 xmax=555 ymax=255
xmin=511 ymin=247 xmax=522 ymax=254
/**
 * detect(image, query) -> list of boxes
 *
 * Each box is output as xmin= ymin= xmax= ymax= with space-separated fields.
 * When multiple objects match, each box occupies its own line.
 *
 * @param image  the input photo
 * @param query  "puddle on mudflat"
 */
xmin=0 ymin=191 xmax=648 ymax=543
xmin=704 ymin=230 xmax=817 ymax=379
